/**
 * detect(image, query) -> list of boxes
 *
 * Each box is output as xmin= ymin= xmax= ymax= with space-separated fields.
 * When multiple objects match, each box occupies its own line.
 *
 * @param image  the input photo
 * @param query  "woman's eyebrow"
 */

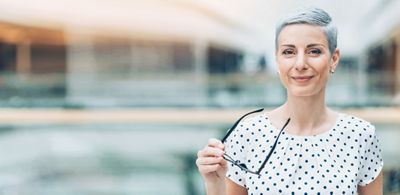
xmin=280 ymin=44 xmax=325 ymax=48
xmin=307 ymin=43 xmax=325 ymax=48
xmin=280 ymin=44 xmax=296 ymax=48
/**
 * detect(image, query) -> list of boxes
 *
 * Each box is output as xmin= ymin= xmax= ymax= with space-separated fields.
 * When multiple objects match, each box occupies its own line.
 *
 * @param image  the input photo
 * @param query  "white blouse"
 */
xmin=225 ymin=112 xmax=383 ymax=195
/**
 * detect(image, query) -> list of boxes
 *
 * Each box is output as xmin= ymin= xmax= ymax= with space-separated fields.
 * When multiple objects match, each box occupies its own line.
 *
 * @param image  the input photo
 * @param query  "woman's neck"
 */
xmin=277 ymin=90 xmax=334 ymax=135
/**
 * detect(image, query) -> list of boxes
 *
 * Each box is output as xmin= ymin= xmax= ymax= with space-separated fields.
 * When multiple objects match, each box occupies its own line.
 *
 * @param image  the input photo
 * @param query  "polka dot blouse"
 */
xmin=225 ymin=112 xmax=384 ymax=194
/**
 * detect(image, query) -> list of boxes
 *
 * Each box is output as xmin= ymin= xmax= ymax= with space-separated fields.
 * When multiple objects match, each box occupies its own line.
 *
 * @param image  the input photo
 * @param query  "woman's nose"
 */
xmin=294 ymin=54 xmax=307 ymax=71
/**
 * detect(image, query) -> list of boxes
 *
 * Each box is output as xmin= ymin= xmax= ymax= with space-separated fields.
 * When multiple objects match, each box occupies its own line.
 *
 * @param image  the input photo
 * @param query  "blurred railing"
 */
xmin=0 ymin=71 xmax=398 ymax=108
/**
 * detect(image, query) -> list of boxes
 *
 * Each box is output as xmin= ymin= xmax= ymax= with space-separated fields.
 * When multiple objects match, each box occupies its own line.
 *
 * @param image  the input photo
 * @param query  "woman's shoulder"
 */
xmin=231 ymin=108 xmax=273 ymax=134
xmin=235 ymin=108 xmax=268 ymax=124
xmin=336 ymin=112 xmax=376 ymax=135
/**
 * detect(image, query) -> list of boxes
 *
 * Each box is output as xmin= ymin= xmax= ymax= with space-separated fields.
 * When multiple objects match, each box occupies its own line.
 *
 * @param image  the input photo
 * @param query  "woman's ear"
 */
xmin=330 ymin=48 xmax=340 ymax=73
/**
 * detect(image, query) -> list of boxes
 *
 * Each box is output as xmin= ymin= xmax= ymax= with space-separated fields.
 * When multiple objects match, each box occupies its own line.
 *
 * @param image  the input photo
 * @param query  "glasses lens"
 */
xmin=223 ymin=154 xmax=259 ymax=175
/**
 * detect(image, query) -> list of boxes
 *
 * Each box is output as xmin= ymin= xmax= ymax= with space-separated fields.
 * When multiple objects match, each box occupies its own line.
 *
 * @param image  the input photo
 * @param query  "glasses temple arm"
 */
xmin=221 ymin=108 xmax=264 ymax=143
xmin=256 ymin=118 xmax=291 ymax=174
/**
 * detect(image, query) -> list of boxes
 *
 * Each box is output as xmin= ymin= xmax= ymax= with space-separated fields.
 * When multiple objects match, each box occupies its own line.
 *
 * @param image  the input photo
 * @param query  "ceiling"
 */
xmin=0 ymin=0 xmax=398 ymax=55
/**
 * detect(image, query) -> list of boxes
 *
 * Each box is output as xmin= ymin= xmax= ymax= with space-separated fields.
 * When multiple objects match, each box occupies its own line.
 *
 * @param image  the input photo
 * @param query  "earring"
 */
xmin=330 ymin=69 xmax=335 ymax=74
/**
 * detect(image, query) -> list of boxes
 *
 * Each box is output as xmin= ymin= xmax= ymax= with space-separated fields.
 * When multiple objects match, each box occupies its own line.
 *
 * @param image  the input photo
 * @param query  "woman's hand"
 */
xmin=196 ymin=138 xmax=228 ymax=192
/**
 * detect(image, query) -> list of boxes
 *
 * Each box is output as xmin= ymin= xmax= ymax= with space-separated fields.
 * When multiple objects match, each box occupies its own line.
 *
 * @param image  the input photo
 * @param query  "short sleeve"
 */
xmin=225 ymin=119 xmax=249 ymax=187
xmin=357 ymin=125 xmax=384 ymax=186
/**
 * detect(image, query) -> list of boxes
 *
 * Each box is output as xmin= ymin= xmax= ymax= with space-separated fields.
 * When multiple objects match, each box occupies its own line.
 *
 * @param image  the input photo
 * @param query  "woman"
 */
xmin=196 ymin=7 xmax=383 ymax=195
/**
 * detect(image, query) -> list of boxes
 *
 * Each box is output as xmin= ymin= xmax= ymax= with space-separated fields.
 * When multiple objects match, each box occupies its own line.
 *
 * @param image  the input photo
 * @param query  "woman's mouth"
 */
xmin=291 ymin=76 xmax=314 ymax=83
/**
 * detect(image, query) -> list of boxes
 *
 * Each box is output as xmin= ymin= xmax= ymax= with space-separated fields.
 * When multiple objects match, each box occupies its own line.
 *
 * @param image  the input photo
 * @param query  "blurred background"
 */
xmin=0 ymin=0 xmax=399 ymax=194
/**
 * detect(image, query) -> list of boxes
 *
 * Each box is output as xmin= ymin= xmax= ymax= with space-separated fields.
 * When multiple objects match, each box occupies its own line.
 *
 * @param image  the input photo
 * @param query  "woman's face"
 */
xmin=276 ymin=24 xmax=340 ymax=97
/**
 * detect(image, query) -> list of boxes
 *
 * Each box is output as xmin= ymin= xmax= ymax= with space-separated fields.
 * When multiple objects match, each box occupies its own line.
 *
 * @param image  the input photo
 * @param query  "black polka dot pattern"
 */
xmin=225 ymin=113 xmax=384 ymax=194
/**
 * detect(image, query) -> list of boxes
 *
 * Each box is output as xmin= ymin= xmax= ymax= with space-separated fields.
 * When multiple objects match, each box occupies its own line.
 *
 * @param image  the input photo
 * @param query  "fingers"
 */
xmin=197 ymin=163 xmax=222 ymax=174
xmin=198 ymin=156 xmax=226 ymax=169
xmin=196 ymin=155 xmax=225 ymax=174
xmin=196 ymin=138 xmax=228 ymax=175
xmin=220 ymin=156 xmax=227 ymax=168
xmin=207 ymin=138 xmax=225 ymax=150
xmin=196 ymin=156 xmax=224 ymax=165
xmin=197 ymin=138 xmax=225 ymax=158
xmin=197 ymin=146 xmax=224 ymax=158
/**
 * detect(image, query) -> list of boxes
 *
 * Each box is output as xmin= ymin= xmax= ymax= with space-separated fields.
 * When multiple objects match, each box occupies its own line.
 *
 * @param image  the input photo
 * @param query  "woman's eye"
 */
xmin=309 ymin=49 xmax=321 ymax=55
xmin=282 ymin=50 xmax=294 ymax=55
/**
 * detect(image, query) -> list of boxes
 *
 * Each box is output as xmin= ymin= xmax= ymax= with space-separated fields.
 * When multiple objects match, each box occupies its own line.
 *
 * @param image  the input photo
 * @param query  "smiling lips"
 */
xmin=291 ymin=76 xmax=314 ymax=83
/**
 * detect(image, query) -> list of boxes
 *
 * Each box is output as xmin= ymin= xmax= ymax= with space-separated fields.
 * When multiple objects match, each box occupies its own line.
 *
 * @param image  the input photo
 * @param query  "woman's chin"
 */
xmin=288 ymin=87 xmax=319 ymax=97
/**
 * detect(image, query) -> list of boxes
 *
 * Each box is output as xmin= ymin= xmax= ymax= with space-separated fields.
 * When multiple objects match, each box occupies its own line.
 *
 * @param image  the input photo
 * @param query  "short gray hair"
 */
xmin=275 ymin=7 xmax=338 ymax=54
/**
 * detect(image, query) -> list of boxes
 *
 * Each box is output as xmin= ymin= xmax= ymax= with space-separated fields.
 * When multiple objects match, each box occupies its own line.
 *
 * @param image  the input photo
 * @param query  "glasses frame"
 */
xmin=221 ymin=108 xmax=290 ymax=175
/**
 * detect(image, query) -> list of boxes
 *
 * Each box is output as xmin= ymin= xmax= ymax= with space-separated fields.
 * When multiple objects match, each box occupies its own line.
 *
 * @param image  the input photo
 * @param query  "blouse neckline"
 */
xmin=262 ymin=112 xmax=344 ymax=139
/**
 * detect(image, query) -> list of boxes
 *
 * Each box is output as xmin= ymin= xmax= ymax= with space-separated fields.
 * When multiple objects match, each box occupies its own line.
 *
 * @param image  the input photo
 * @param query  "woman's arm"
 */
xmin=357 ymin=170 xmax=383 ymax=195
xmin=226 ymin=177 xmax=248 ymax=195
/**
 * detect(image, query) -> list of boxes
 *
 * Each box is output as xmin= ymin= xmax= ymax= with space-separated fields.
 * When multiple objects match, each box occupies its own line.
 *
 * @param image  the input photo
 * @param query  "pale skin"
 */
xmin=196 ymin=24 xmax=383 ymax=195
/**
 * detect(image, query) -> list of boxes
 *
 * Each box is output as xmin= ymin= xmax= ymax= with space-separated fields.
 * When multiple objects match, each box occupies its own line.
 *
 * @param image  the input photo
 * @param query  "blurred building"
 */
xmin=0 ymin=22 xmax=66 ymax=100
xmin=0 ymin=0 xmax=399 ymax=107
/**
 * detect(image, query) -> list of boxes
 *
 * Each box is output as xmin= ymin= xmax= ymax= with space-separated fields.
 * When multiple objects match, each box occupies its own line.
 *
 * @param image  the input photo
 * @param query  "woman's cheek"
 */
xmin=276 ymin=68 xmax=288 ymax=88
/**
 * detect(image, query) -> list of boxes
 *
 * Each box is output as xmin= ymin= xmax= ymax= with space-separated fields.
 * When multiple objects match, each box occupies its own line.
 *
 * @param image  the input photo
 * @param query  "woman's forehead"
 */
xmin=278 ymin=24 xmax=328 ymax=46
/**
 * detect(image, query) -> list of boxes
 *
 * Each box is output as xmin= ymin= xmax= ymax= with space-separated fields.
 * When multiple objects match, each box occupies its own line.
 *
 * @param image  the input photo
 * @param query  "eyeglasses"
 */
xmin=221 ymin=108 xmax=290 ymax=175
